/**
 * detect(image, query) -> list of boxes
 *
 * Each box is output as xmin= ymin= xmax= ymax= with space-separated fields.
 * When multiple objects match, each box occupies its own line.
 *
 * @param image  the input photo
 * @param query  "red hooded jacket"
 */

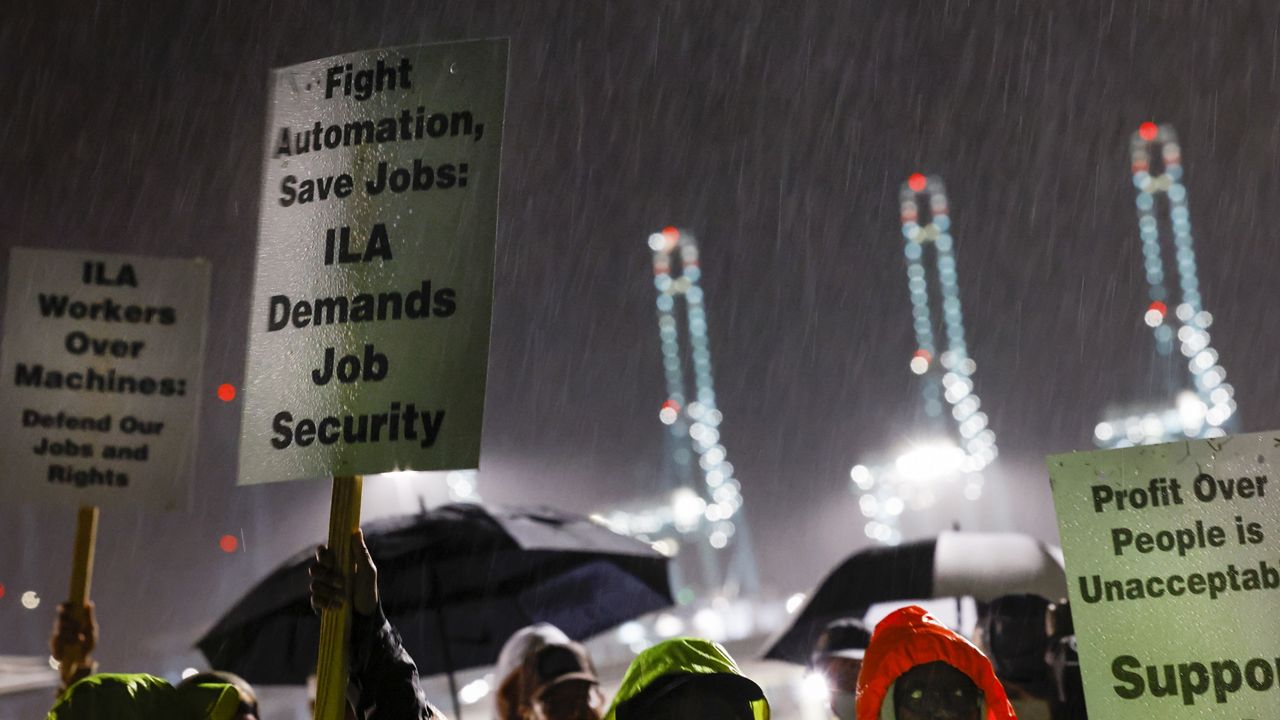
xmin=855 ymin=606 xmax=1016 ymax=720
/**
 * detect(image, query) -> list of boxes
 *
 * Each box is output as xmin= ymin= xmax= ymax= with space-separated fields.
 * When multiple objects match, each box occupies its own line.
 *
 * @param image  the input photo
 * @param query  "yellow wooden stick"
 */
xmin=314 ymin=476 xmax=363 ymax=720
xmin=59 ymin=505 xmax=99 ymax=688
xmin=69 ymin=505 xmax=98 ymax=604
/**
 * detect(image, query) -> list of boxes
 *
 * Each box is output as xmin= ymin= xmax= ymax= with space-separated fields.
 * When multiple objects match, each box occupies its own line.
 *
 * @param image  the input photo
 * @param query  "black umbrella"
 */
xmin=197 ymin=503 xmax=673 ymax=709
xmin=763 ymin=531 xmax=1065 ymax=664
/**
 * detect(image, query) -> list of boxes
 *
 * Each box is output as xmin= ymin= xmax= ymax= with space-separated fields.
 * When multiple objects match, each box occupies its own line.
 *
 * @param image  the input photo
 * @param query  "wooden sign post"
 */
xmin=57 ymin=504 xmax=99 ymax=688
xmin=313 ymin=476 xmax=362 ymax=720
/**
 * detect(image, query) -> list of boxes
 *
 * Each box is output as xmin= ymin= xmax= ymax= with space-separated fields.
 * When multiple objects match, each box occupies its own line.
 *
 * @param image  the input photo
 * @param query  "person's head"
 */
xmin=177 ymin=671 xmax=258 ymax=720
xmin=519 ymin=642 xmax=604 ymax=720
xmin=607 ymin=638 xmax=768 ymax=720
xmin=893 ymin=662 xmax=982 ymax=720
xmin=854 ymin=606 xmax=1015 ymax=720
xmin=975 ymin=594 xmax=1053 ymax=694
xmin=810 ymin=618 xmax=870 ymax=719
xmin=496 ymin=624 xmax=574 ymax=720
xmin=632 ymin=675 xmax=759 ymax=720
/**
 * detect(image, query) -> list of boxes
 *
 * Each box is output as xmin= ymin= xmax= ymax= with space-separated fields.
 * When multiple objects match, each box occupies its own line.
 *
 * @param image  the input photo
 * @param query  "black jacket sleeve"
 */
xmin=350 ymin=604 xmax=443 ymax=719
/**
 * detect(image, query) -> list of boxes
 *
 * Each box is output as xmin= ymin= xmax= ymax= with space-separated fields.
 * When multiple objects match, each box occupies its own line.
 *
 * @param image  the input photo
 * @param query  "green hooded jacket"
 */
xmin=46 ymin=673 xmax=242 ymax=720
xmin=604 ymin=638 xmax=770 ymax=720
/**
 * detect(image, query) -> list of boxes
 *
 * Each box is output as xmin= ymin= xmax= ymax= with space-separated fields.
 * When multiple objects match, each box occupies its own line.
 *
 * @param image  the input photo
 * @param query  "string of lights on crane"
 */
xmin=596 ymin=227 xmax=743 ymax=554
xmin=850 ymin=174 xmax=996 ymax=544
xmin=1093 ymin=122 xmax=1235 ymax=446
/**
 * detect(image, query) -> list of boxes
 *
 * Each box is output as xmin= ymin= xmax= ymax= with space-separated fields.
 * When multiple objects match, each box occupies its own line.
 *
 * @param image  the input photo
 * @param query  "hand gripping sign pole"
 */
xmin=58 ymin=505 xmax=99 ymax=688
xmin=313 ymin=476 xmax=362 ymax=720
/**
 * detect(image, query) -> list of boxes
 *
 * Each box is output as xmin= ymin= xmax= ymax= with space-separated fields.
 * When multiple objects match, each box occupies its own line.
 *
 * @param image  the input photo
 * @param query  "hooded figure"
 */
xmin=46 ymin=673 xmax=245 ymax=720
xmin=604 ymin=638 xmax=769 ymax=720
xmin=855 ymin=606 xmax=1016 ymax=720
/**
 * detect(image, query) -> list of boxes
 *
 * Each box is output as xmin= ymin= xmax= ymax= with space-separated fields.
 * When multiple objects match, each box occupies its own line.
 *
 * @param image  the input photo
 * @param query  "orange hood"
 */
xmin=855 ymin=606 xmax=1016 ymax=720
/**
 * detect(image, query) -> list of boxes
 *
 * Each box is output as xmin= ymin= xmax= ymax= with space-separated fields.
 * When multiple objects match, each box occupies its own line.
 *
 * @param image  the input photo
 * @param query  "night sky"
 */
xmin=4 ymin=0 xmax=1280 ymax=710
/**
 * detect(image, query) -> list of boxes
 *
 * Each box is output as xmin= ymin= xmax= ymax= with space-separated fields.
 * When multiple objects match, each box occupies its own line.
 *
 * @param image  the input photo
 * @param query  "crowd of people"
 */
xmin=44 ymin=531 xmax=1086 ymax=719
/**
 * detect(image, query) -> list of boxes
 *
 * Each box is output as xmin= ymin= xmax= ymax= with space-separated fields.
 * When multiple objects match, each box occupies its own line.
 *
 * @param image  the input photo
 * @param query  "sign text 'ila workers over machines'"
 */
xmin=239 ymin=40 xmax=507 ymax=485
xmin=0 ymin=249 xmax=210 ymax=510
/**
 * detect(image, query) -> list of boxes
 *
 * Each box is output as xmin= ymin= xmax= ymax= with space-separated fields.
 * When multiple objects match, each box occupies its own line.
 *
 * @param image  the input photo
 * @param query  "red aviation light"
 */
xmin=219 ymin=534 xmax=239 ymax=553
xmin=1139 ymin=122 xmax=1159 ymax=142
xmin=1148 ymin=300 xmax=1167 ymax=317
xmin=908 ymin=173 xmax=927 ymax=193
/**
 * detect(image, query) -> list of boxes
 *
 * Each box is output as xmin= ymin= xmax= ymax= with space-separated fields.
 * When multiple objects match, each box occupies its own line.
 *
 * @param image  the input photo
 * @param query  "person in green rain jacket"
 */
xmin=604 ymin=638 xmax=770 ymax=720
xmin=47 ymin=672 xmax=251 ymax=720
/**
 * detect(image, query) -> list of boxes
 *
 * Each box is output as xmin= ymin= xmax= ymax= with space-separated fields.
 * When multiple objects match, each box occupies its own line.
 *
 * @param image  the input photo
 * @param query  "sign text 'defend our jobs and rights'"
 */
xmin=0 ymin=249 xmax=211 ymax=510
xmin=238 ymin=40 xmax=507 ymax=485
xmin=1048 ymin=431 xmax=1280 ymax=719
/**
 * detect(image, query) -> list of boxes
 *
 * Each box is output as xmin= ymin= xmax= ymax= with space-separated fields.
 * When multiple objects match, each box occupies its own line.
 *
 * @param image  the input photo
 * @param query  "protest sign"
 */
xmin=0 ymin=248 xmax=211 ymax=511
xmin=238 ymin=39 xmax=507 ymax=486
xmin=1048 ymin=431 xmax=1280 ymax=718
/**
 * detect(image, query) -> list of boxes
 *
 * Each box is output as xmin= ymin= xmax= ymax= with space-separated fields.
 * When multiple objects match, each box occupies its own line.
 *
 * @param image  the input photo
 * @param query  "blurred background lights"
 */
xmin=459 ymin=677 xmax=491 ymax=705
xmin=1144 ymin=301 xmax=1166 ymax=327
xmin=21 ymin=591 xmax=40 ymax=609
xmin=894 ymin=441 xmax=966 ymax=481
xmin=616 ymin=621 xmax=646 ymax=646
xmin=692 ymin=607 xmax=727 ymax=641
xmin=654 ymin=612 xmax=685 ymax=638
xmin=799 ymin=671 xmax=832 ymax=704
xmin=219 ymin=534 xmax=239 ymax=553
xmin=658 ymin=399 xmax=679 ymax=425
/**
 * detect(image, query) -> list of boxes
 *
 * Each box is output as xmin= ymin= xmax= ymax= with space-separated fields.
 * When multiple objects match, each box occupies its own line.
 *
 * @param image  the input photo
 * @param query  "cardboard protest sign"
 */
xmin=1048 ymin=432 xmax=1280 ymax=718
xmin=0 ymin=248 xmax=211 ymax=510
xmin=238 ymin=40 xmax=507 ymax=485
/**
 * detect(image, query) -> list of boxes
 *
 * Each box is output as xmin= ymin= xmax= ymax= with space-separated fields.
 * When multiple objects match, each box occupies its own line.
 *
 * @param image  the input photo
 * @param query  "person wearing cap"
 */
xmin=855 ymin=606 xmax=1016 ymax=720
xmin=516 ymin=638 xmax=605 ymax=720
xmin=810 ymin=618 xmax=870 ymax=720
xmin=496 ymin=625 xmax=569 ymax=720
xmin=605 ymin=637 xmax=769 ymax=720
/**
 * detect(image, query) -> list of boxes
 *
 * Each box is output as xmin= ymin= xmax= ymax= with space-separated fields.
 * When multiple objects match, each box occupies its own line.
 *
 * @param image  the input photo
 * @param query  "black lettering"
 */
xmin=1112 ymin=655 xmax=1144 ymax=700
xmin=271 ymin=412 xmax=293 ymax=449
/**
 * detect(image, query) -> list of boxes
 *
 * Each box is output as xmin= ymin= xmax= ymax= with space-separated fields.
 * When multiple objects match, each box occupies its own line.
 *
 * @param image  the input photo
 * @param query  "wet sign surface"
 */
xmin=0 ymin=249 xmax=211 ymax=510
xmin=1048 ymin=432 xmax=1280 ymax=718
xmin=238 ymin=40 xmax=507 ymax=484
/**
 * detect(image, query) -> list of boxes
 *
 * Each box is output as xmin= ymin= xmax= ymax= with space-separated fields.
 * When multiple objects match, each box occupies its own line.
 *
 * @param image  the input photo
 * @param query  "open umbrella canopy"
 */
xmin=197 ymin=503 xmax=673 ymax=683
xmin=763 ymin=531 xmax=1065 ymax=664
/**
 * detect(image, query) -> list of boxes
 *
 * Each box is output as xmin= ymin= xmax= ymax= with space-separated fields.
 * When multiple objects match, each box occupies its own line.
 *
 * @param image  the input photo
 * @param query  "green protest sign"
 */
xmin=1048 ymin=431 xmax=1280 ymax=718
xmin=238 ymin=40 xmax=507 ymax=485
